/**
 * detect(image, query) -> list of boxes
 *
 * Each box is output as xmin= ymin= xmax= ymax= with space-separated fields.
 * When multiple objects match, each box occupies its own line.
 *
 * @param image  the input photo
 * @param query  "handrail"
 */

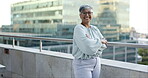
xmin=0 ymin=34 xmax=148 ymax=49
xmin=0 ymin=34 xmax=72 ymax=42
xmin=108 ymin=42 xmax=148 ymax=49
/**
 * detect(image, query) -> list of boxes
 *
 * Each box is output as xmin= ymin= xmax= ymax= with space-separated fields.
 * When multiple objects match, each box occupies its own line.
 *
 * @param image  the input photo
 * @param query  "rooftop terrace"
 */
xmin=0 ymin=34 xmax=147 ymax=78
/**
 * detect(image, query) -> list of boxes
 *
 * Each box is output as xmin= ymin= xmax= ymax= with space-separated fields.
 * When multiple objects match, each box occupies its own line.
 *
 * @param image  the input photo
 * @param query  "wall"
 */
xmin=0 ymin=44 xmax=147 ymax=78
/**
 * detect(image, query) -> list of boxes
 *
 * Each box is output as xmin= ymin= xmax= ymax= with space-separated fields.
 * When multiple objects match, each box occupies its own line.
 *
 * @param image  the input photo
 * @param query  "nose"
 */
xmin=85 ymin=13 xmax=89 ymax=16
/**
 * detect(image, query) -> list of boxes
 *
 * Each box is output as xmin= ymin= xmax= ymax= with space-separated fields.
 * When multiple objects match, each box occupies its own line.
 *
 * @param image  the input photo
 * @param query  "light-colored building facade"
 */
xmin=11 ymin=0 xmax=99 ymax=34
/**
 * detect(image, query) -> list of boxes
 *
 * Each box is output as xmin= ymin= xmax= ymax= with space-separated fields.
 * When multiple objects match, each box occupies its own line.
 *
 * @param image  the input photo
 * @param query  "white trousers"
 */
xmin=73 ymin=57 xmax=101 ymax=78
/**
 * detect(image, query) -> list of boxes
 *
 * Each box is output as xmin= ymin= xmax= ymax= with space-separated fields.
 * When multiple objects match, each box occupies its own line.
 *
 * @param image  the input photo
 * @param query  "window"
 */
xmin=38 ymin=20 xmax=51 ymax=23
xmin=53 ymin=19 xmax=62 ymax=23
xmin=38 ymin=3 xmax=47 ymax=8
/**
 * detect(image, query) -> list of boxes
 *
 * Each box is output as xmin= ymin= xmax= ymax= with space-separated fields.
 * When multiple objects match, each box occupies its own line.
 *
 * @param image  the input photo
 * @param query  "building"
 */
xmin=98 ymin=0 xmax=129 ymax=27
xmin=10 ymin=0 xmax=99 ymax=34
xmin=138 ymin=38 xmax=148 ymax=44
xmin=56 ymin=24 xmax=75 ymax=39
xmin=97 ymin=0 xmax=130 ymax=41
xmin=1 ymin=25 xmax=13 ymax=32
xmin=98 ymin=24 xmax=120 ymax=41
xmin=129 ymin=27 xmax=137 ymax=40
xmin=0 ymin=0 xmax=130 ymax=41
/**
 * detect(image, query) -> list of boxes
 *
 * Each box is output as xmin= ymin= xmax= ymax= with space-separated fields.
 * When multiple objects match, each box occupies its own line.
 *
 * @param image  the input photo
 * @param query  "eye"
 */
xmin=88 ymin=12 xmax=93 ymax=15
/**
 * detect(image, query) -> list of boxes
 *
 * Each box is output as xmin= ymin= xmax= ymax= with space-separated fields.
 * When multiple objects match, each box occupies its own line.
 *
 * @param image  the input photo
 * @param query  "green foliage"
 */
xmin=138 ymin=61 xmax=148 ymax=65
xmin=138 ymin=48 xmax=148 ymax=65
xmin=142 ymin=57 xmax=148 ymax=61
xmin=138 ymin=48 xmax=148 ymax=57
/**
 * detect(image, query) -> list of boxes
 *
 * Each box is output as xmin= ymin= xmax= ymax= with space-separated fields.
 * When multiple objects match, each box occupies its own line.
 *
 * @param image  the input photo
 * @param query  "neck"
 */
xmin=81 ymin=22 xmax=90 ymax=28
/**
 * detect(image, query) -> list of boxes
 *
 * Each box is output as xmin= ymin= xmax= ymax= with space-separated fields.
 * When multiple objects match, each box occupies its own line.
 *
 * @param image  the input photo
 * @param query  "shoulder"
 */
xmin=74 ymin=24 xmax=86 ymax=30
xmin=91 ymin=25 xmax=100 ymax=31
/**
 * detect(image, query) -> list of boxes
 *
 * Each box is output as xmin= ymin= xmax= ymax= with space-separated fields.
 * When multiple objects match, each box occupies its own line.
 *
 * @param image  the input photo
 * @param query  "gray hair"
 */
xmin=79 ymin=5 xmax=93 ymax=12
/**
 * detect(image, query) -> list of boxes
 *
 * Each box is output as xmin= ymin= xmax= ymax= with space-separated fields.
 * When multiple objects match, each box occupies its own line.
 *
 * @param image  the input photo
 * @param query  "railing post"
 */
xmin=40 ymin=40 xmax=42 ymax=52
xmin=17 ymin=40 xmax=19 ymax=46
xmin=67 ymin=45 xmax=70 ymax=54
xmin=48 ymin=47 xmax=51 ymax=51
xmin=12 ymin=38 xmax=15 ymax=47
xmin=125 ymin=47 xmax=127 ymax=62
xmin=113 ymin=46 xmax=115 ymax=60
xmin=135 ymin=48 xmax=138 ymax=63
xmin=6 ymin=40 xmax=8 ymax=44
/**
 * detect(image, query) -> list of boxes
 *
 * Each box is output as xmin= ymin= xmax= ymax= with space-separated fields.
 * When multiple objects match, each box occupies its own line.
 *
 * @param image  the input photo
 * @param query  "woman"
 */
xmin=72 ymin=5 xmax=107 ymax=78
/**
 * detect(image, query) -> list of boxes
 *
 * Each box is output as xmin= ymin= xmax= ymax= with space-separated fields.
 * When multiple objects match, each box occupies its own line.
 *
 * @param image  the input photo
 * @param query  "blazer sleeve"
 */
xmin=74 ymin=26 xmax=103 ymax=55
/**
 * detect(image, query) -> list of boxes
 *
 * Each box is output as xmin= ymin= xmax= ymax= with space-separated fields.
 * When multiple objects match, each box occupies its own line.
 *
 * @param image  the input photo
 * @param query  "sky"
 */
xmin=0 ymin=0 xmax=147 ymax=34
xmin=130 ymin=0 xmax=148 ymax=34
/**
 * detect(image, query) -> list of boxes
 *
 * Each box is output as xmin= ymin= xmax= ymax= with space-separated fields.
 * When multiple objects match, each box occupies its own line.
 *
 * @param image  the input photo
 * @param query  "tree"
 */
xmin=138 ymin=48 xmax=148 ymax=57
xmin=138 ymin=48 xmax=148 ymax=65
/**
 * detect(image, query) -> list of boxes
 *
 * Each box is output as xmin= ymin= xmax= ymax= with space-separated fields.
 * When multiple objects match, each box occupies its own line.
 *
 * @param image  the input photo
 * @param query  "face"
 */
xmin=80 ymin=8 xmax=93 ymax=23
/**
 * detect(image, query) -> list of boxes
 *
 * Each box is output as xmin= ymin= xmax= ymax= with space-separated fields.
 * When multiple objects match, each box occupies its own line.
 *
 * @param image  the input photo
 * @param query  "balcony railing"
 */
xmin=0 ymin=33 xmax=148 ymax=64
xmin=0 ymin=33 xmax=148 ymax=78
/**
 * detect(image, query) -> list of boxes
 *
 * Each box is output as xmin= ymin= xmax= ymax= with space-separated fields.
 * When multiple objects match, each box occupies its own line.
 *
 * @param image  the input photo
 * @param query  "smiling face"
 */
xmin=80 ymin=8 xmax=93 ymax=24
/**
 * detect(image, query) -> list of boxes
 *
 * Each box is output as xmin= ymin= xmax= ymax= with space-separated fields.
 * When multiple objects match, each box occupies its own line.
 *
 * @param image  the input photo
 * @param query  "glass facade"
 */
xmin=7 ymin=0 xmax=130 ymax=41
xmin=9 ymin=0 xmax=101 ymax=37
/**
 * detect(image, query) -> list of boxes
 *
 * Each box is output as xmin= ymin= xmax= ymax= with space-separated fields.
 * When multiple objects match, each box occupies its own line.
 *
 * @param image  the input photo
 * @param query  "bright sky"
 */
xmin=130 ymin=0 xmax=148 ymax=34
xmin=0 ymin=0 xmax=147 ymax=34
xmin=0 ymin=0 xmax=29 ymax=27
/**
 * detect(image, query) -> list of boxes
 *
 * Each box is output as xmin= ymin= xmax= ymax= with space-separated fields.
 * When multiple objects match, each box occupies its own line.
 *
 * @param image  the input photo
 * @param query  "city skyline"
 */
xmin=0 ymin=0 xmax=147 ymax=34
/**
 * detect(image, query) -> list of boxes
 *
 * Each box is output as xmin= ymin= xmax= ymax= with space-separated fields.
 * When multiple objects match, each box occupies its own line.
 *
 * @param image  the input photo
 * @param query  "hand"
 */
xmin=101 ymin=38 xmax=108 ymax=44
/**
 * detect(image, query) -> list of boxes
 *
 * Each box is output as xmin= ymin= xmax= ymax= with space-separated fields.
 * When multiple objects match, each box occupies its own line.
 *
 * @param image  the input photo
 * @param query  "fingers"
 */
xmin=101 ymin=40 xmax=108 ymax=44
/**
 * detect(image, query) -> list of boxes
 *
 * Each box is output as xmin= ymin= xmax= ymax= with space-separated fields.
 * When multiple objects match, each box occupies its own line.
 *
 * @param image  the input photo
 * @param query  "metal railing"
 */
xmin=0 ymin=34 xmax=147 ymax=48
xmin=0 ymin=34 xmax=72 ymax=52
xmin=0 ymin=34 xmax=148 ymax=63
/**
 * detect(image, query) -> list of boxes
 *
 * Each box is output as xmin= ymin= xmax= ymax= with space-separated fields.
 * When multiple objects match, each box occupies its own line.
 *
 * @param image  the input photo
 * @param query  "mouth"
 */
xmin=84 ymin=17 xmax=90 ymax=20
